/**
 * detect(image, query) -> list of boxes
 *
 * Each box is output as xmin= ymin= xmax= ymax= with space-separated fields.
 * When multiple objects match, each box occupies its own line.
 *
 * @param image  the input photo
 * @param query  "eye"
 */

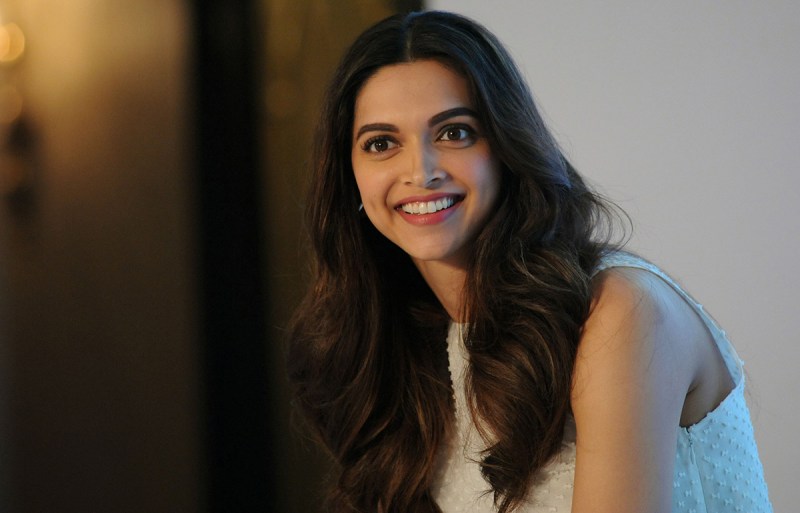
xmin=437 ymin=124 xmax=476 ymax=145
xmin=362 ymin=136 xmax=398 ymax=153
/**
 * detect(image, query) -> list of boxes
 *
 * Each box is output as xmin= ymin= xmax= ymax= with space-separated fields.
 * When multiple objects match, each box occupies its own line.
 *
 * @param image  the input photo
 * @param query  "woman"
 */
xmin=288 ymin=11 xmax=771 ymax=513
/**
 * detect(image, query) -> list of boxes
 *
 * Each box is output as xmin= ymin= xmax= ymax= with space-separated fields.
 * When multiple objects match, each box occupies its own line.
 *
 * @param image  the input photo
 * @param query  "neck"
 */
xmin=412 ymin=258 xmax=468 ymax=322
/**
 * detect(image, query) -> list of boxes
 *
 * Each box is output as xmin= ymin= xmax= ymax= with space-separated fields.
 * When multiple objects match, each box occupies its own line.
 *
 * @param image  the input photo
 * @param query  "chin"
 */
xmin=406 ymin=247 xmax=466 ymax=267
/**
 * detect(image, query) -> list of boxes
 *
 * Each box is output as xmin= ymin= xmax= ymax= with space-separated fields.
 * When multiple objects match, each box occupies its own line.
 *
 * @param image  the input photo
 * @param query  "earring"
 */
xmin=358 ymin=203 xmax=364 ymax=212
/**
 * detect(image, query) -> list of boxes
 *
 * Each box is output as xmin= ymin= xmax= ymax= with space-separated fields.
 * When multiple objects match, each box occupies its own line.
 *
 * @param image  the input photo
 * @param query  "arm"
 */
xmin=570 ymin=267 xmax=706 ymax=513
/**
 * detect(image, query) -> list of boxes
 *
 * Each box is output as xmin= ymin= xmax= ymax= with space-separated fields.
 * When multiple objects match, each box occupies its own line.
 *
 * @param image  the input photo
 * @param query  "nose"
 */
xmin=406 ymin=142 xmax=445 ymax=188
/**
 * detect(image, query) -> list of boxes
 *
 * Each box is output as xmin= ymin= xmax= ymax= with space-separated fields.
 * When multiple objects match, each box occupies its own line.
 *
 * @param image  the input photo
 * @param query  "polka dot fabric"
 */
xmin=431 ymin=253 xmax=772 ymax=513
xmin=673 ymin=362 xmax=771 ymax=513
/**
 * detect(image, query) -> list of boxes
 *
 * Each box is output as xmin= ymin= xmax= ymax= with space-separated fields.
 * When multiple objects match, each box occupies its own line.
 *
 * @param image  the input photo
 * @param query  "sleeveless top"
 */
xmin=431 ymin=252 xmax=772 ymax=512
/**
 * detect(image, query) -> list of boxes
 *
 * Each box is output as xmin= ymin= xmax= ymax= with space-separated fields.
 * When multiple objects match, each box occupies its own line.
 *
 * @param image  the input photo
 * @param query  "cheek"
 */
xmin=353 ymin=168 xmax=387 ymax=203
xmin=352 ymin=172 xmax=389 ymax=230
xmin=473 ymin=157 xmax=502 ymax=203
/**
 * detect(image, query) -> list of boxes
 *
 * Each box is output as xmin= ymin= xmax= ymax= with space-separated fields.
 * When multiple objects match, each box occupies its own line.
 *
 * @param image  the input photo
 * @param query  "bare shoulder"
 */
xmin=569 ymin=266 xmax=719 ymax=513
xmin=572 ymin=265 xmax=700 ymax=421
xmin=574 ymin=266 xmax=732 ymax=421
xmin=581 ymin=267 xmax=669 ymax=348
xmin=576 ymin=266 xmax=700 ymax=379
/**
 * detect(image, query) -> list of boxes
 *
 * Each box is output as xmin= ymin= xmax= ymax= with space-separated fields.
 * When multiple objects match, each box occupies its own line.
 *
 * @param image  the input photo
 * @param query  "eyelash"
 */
xmin=437 ymin=123 xmax=476 ymax=143
xmin=361 ymin=135 xmax=396 ymax=153
xmin=359 ymin=123 xmax=478 ymax=154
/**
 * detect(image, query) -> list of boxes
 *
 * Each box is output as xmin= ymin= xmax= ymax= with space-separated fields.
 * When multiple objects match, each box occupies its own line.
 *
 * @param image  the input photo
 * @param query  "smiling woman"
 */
xmin=351 ymin=60 xmax=500 ymax=287
xmin=287 ymin=10 xmax=772 ymax=513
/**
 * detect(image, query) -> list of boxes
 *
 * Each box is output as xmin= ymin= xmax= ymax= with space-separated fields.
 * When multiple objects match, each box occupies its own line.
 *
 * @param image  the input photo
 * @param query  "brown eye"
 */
xmin=443 ymin=128 xmax=467 ymax=140
xmin=363 ymin=136 xmax=397 ymax=153
xmin=437 ymin=124 xmax=475 ymax=144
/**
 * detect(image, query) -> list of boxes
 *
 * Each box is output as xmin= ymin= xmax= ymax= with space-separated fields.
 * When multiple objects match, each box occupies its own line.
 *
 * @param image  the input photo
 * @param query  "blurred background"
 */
xmin=0 ymin=1 xmax=797 ymax=512
xmin=0 ymin=0 xmax=418 ymax=512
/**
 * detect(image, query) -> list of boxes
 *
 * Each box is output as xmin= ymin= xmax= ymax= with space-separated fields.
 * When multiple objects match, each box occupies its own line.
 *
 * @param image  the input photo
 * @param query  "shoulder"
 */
xmin=573 ymin=266 xmax=707 ymax=407
xmin=577 ymin=265 xmax=704 ymax=376
xmin=569 ymin=266 xmax=704 ymax=512
xmin=583 ymin=266 xmax=666 ymax=342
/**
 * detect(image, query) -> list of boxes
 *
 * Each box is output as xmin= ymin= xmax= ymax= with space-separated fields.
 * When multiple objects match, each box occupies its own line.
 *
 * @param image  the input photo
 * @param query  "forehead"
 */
xmin=353 ymin=60 xmax=473 ymax=123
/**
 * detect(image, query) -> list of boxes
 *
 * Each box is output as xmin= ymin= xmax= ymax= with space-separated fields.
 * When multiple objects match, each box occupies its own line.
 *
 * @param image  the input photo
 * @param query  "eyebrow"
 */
xmin=354 ymin=107 xmax=479 ymax=140
xmin=355 ymin=123 xmax=398 ymax=140
xmin=428 ymin=107 xmax=479 ymax=127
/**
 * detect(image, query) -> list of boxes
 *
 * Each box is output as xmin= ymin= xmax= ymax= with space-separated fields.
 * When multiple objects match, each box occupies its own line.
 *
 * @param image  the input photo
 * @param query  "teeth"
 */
xmin=400 ymin=196 xmax=455 ymax=215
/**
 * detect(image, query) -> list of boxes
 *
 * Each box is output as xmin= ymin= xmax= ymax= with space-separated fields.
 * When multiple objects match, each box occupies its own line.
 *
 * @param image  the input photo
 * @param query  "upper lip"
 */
xmin=394 ymin=192 xmax=463 ymax=209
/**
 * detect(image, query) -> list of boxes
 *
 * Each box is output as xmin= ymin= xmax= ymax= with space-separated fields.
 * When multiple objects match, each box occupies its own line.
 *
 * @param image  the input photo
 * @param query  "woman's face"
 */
xmin=351 ymin=59 xmax=501 ymax=270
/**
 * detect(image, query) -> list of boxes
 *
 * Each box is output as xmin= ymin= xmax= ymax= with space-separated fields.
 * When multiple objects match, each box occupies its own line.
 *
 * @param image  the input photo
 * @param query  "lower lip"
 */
xmin=397 ymin=201 xmax=461 ymax=226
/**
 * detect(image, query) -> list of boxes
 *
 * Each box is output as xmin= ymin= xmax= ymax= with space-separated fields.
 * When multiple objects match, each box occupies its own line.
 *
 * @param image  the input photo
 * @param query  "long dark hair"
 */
xmin=288 ymin=11 xmax=623 ymax=513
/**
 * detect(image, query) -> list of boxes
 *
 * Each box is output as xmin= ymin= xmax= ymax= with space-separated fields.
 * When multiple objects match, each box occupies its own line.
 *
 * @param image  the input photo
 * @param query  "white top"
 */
xmin=431 ymin=252 xmax=772 ymax=513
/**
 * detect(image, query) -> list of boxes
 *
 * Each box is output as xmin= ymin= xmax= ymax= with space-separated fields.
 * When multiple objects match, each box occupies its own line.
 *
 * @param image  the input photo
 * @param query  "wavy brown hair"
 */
xmin=288 ymin=11 xmax=624 ymax=513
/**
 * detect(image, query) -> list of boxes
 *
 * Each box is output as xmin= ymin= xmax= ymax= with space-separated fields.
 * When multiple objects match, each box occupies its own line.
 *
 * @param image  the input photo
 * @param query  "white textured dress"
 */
xmin=431 ymin=252 xmax=772 ymax=513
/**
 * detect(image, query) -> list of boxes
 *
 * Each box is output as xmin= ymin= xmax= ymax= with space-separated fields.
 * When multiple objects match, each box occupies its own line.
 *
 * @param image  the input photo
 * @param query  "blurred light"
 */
xmin=0 ymin=24 xmax=7 ymax=57
xmin=0 ymin=22 xmax=25 ymax=64
xmin=0 ymin=84 xmax=23 ymax=124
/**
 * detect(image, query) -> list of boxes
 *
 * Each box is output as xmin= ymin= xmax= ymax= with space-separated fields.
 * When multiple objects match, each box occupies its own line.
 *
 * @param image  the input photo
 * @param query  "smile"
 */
xmin=398 ymin=195 xmax=461 ymax=215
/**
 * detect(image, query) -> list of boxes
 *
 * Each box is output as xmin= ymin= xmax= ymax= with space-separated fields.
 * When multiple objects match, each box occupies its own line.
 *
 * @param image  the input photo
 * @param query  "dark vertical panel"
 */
xmin=190 ymin=1 xmax=273 ymax=511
